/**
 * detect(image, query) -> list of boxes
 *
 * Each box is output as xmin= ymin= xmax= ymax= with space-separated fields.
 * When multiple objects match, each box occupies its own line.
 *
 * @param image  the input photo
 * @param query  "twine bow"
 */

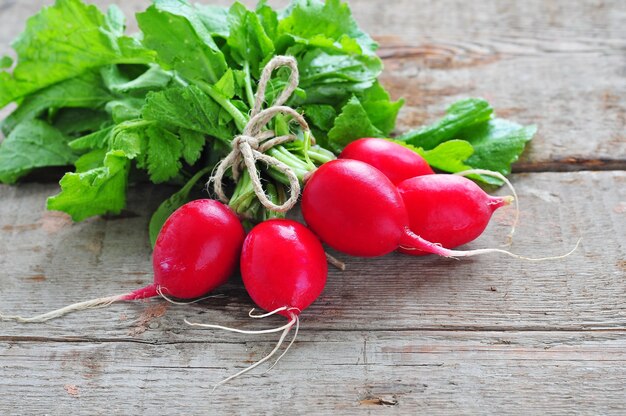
xmin=211 ymin=56 xmax=313 ymax=213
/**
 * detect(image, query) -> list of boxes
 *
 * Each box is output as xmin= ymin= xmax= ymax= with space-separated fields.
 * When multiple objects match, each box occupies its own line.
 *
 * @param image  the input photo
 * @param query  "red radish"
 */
xmin=240 ymin=219 xmax=327 ymax=317
xmin=301 ymin=159 xmax=554 ymax=259
xmin=397 ymin=175 xmax=512 ymax=255
xmin=186 ymin=219 xmax=327 ymax=388
xmin=152 ymin=199 xmax=245 ymax=299
xmin=302 ymin=159 xmax=409 ymax=257
xmin=339 ymin=138 xmax=434 ymax=184
xmin=0 ymin=199 xmax=245 ymax=322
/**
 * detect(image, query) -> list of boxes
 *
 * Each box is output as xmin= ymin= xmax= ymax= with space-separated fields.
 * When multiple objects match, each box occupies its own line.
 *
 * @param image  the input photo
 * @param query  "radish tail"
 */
xmin=156 ymin=287 xmax=225 ymax=305
xmin=184 ymin=306 xmax=300 ymax=389
xmin=400 ymin=229 xmax=581 ymax=261
xmin=264 ymin=314 xmax=299 ymax=374
xmin=211 ymin=313 xmax=297 ymax=390
xmin=184 ymin=306 xmax=297 ymax=334
xmin=0 ymin=284 xmax=159 ymax=323
xmin=326 ymin=252 xmax=346 ymax=271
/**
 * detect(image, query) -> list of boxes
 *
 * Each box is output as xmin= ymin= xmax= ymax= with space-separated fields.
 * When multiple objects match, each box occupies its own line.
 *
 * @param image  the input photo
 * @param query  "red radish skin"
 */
xmin=0 ymin=199 xmax=245 ymax=322
xmin=302 ymin=159 xmax=514 ymax=258
xmin=241 ymin=219 xmax=327 ymax=318
xmin=397 ymin=175 xmax=512 ymax=255
xmin=152 ymin=199 xmax=245 ymax=299
xmin=302 ymin=159 xmax=409 ymax=257
xmin=339 ymin=138 xmax=434 ymax=185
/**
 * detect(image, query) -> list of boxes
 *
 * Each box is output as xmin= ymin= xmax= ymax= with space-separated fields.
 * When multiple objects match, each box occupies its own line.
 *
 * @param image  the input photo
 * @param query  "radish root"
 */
xmin=0 ymin=294 xmax=128 ymax=323
xmin=185 ymin=306 xmax=300 ymax=389
xmin=440 ymin=237 xmax=582 ymax=261
xmin=156 ymin=286 xmax=225 ymax=305
xmin=326 ymin=252 xmax=346 ymax=271
xmin=401 ymin=229 xmax=581 ymax=261
xmin=0 ymin=284 xmax=160 ymax=323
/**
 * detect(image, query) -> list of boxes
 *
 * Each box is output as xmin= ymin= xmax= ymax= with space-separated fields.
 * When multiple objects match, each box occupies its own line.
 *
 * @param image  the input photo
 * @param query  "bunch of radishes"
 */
xmin=0 ymin=137 xmax=523 ymax=385
xmin=151 ymin=138 xmax=515 ymax=323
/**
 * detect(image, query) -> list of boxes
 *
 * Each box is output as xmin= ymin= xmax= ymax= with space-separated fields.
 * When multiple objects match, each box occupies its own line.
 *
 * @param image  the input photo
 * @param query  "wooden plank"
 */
xmin=1 ymin=331 xmax=625 ymax=414
xmin=0 ymin=171 xmax=623 ymax=338
xmin=378 ymin=35 xmax=626 ymax=170
xmin=1 ymin=0 xmax=625 ymax=168
xmin=0 ymin=0 xmax=625 ymax=413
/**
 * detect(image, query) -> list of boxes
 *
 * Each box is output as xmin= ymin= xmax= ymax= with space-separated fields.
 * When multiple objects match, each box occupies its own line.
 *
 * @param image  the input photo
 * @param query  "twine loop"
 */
xmin=211 ymin=56 xmax=313 ymax=213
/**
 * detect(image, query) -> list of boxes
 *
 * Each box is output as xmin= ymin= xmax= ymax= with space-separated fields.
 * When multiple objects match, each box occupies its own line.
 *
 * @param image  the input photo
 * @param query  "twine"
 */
xmin=211 ymin=56 xmax=313 ymax=213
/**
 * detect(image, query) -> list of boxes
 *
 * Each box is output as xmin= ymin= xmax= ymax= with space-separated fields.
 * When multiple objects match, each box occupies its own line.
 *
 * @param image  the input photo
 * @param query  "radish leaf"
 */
xmin=0 ymin=0 xmax=153 ymax=107
xmin=460 ymin=119 xmax=537 ymax=176
xmin=398 ymin=98 xmax=493 ymax=149
xmin=0 ymin=120 xmax=78 ymax=183
xmin=47 ymin=150 xmax=130 ymax=221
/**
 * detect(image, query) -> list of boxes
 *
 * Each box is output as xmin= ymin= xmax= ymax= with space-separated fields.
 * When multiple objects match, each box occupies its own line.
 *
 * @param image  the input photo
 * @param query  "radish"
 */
xmin=0 ymin=199 xmax=245 ymax=322
xmin=240 ymin=219 xmax=327 ymax=317
xmin=339 ymin=138 xmax=434 ymax=185
xmin=186 ymin=219 xmax=327 ymax=387
xmin=301 ymin=158 xmax=461 ymax=257
xmin=397 ymin=174 xmax=513 ymax=255
xmin=151 ymin=199 xmax=246 ymax=298
xmin=301 ymin=159 xmax=576 ymax=260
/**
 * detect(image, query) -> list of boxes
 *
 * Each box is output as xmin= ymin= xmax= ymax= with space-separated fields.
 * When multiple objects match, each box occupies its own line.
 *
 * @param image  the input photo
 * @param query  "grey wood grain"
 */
xmin=1 ymin=331 xmax=625 ymax=415
xmin=1 ymin=172 xmax=623 ymax=337
xmin=0 ymin=171 xmax=625 ymax=414
xmin=0 ymin=0 xmax=625 ymax=414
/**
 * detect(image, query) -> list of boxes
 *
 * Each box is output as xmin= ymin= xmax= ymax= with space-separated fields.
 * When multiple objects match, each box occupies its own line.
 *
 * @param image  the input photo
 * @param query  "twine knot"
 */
xmin=211 ymin=56 xmax=313 ymax=213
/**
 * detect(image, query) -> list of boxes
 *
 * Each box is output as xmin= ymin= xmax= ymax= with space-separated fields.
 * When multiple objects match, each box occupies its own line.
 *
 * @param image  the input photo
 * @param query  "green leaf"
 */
xmin=53 ymin=108 xmax=111 ymax=137
xmin=302 ymin=104 xmax=336 ymax=131
xmin=105 ymin=4 xmax=126 ymax=35
xmin=391 ymin=139 xmax=498 ymax=185
xmin=194 ymin=4 xmax=230 ymax=37
xmin=256 ymin=0 xmax=278 ymax=42
xmin=179 ymin=128 xmax=205 ymax=165
xmin=0 ymin=56 xmax=13 ymax=69
xmin=47 ymin=149 xmax=130 ymax=221
xmin=214 ymin=69 xmax=236 ymax=99
xmin=137 ymin=0 xmax=227 ymax=83
xmin=459 ymin=119 xmax=537 ymax=176
xmin=358 ymin=81 xmax=404 ymax=136
xmin=227 ymin=2 xmax=274 ymax=77
xmin=101 ymin=64 xmax=174 ymax=96
xmin=142 ymin=85 xmax=234 ymax=143
xmin=327 ymin=96 xmax=383 ymax=153
xmin=278 ymin=0 xmax=377 ymax=55
xmin=398 ymin=98 xmax=493 ymax=150
xmin=74 ymin=148 xmax=107 ymax=172
xmin=0 ymin=0 xmax=153 ymax=108
xmin=110 ymin=128 xmax=147 ymax=159
xmin=410 ymin=140 xmax=474 ymax=173
xmin=296 ymin=50 xmax=383 ymax=104
xmin=299 ymin=49 xmax=382 ymax=85
xmin=145 ymin=125 xmax=184 ymax=183
xmin=149 ymin=166 xmax=211 ymax=247
xmin=106 ymin=98 xmax=145 ymax=123
xmin=69 ymin=126 xmax=114 ymax=151
xmin=0 ymin=119 xmax=78 ymax=183
xmin=1 ymin=70 xmax=113 ymax=136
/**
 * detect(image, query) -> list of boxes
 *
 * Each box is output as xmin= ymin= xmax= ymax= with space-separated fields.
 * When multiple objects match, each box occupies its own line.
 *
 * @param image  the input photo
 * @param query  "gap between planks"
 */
xmin=2 ymin=326 xmax=626 ymax=345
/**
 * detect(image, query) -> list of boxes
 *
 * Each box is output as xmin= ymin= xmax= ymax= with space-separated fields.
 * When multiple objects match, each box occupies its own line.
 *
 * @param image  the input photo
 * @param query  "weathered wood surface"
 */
xmin=1 ymin=172 xmax=624 ymax=414
xmin=1 ymin=0 xmax=625 ymax=414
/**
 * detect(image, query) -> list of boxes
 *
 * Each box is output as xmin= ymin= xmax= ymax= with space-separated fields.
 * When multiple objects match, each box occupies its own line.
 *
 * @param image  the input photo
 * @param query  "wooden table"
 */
xmin=1 ymin=0 xmax=625 ymax=413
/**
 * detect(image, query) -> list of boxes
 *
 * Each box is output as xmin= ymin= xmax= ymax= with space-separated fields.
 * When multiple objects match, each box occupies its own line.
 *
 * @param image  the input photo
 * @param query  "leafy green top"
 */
xmin=0 ymin=0 xmax=534 ymax=224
